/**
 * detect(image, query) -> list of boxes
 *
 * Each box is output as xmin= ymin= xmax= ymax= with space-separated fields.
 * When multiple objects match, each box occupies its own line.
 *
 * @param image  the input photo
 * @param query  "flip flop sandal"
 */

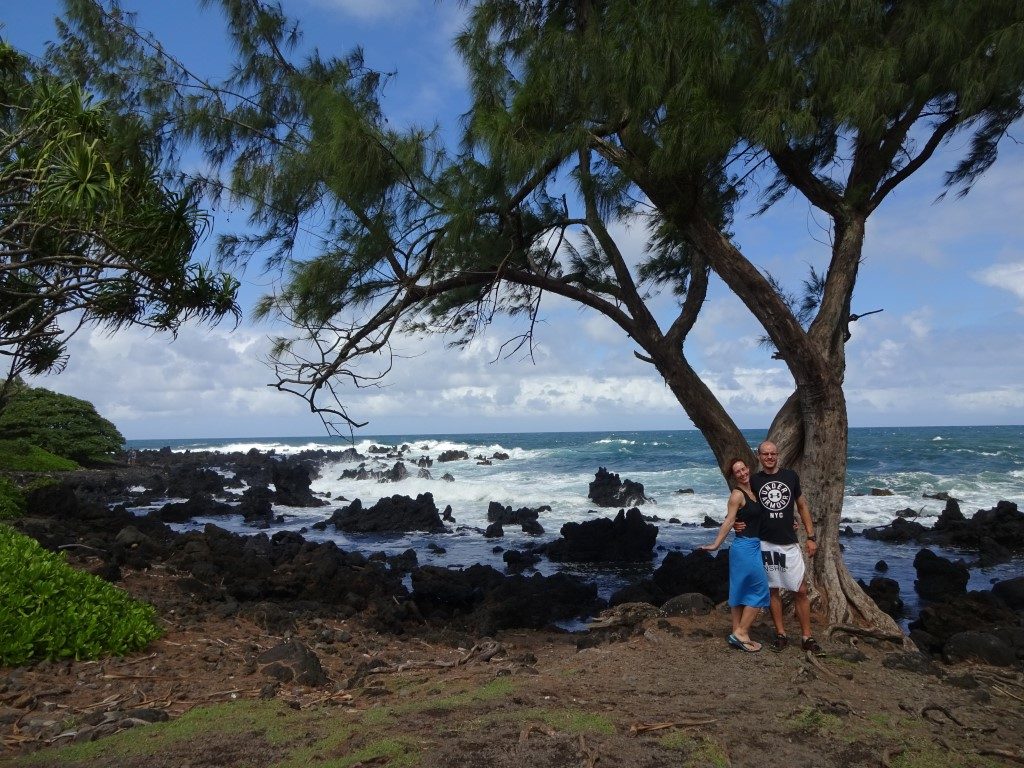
xmin=728 ymin=634 xmax=761 ymax=653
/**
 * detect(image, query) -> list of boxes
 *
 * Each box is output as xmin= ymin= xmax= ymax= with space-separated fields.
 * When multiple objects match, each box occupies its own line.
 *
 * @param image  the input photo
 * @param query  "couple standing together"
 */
xmin=701 ymin=441 xmax=822 ymax=654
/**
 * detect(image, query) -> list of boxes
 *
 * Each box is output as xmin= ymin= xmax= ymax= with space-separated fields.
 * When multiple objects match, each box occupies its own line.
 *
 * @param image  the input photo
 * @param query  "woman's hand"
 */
xmin=699 ymin=543 xmax=719 ymax=551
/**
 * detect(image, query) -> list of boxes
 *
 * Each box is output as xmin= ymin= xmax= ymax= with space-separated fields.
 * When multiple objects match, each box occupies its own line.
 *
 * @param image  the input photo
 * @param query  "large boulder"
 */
xmin=151 ymin=493 xmax=232 ymax=523
xmin=546 ymin=508 xmax=657 ymax=562
xmin=651 ymin=550 xmax=729 ymax=605
xmin=993 ymin=577 xmax=1024 ymax=611
xmin=318 ymin=493 xmax=447 ymax=534
xmin=932 ymin=497 xmax=966 ymax=531
xmin=165 ymin=466 xmax=227 ymax=498
xmin=486 ymin=502 xmax=548 ymax=535
xmin=164 ymin=525 xmax=412 ymax=630
xmin=256 ymin=640 xmax=329 ymax=686
xmin=927 ymin=500 xmax=1024 ymax=559
xmin=503 ymin=549 xmax=542 ymax=573
xmin=237 ymin=485 xmax=274 ymax=527
xmin=908 ymin=591 xmax=1020 ymax=654
xmin=661 ymin=593 xmax=715 ymax=617
xmin=272 ymin=460 xmax=326 ymax=507
xmin=863 ymin=517 xmax=929 ymax=544
xmin=410 ymin=564 xmax=600 ymax=634
xmin=379 ymin=462 xmax=410 ymax=483
xmin=610 ymin=550 xmax=729 ymax=606
xmin=858 ymin=576 xmax=903 ymax=619
xmin=942 ymin=631 xmax=1016 ymax=667
xmin=913 ymin=549 xmax=968 ymax=600
xmin=587 ymin=468 xmax=647 ymax=507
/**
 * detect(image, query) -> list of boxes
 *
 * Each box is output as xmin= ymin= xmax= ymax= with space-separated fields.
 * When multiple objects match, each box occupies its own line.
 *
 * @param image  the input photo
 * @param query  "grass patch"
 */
xmin=11 ymin=700 xmax=310 ymax=767
xmin=315 ymin=737 xmax=419 ymax=768
xmin=10 ymin=699 xmax=419 ymax=768
xmin=361 ymin=677 xmax=515 ymax=727
xmin=0 ymin=525 xmax=161 ymax=665
xmin=516 ymin=707 xmax=615 ymax=735
xmin=785 ymin=706 xmax=844 ymax=735
xmin=659 ymin=733 xmax=729 ymax=767
xmin=888 ymin=738 xmax=1004 ymax=768
xmin=271 ymin=719 xmax=355 ymax=768
xmin=0 ymin=439 xmax=78 ymax=471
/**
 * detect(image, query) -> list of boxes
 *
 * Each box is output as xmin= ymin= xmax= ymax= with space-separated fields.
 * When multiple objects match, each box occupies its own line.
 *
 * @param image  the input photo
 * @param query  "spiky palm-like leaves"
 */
xmin=0 ymin=42 xmax=239 ymax=392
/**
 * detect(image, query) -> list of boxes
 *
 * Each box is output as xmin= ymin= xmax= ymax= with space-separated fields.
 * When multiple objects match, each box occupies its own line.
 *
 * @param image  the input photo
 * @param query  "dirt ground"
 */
xmin=1 ymin=561 xmax=1023 ymax=768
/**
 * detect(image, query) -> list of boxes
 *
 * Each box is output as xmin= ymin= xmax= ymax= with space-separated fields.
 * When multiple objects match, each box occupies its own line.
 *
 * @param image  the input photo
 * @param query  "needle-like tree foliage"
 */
xmin=0 ymin=41 xmax=239 ymax=407
xmin=51 ymin=0 xmax=1024 ymax=632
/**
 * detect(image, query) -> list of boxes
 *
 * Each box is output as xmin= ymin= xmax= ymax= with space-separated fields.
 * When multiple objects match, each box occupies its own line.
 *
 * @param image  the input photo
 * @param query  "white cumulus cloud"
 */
xmin=975 ymin=261 xmax=1024 ymax=306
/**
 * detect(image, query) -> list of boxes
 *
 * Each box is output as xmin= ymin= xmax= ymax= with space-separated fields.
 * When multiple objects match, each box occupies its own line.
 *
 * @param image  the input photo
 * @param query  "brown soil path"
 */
xmin=2 ymin=563 xmax=1023 ymax=767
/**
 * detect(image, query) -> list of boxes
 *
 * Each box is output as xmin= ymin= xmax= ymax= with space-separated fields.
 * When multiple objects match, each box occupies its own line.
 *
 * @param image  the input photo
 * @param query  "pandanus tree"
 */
xmin=0 ymin=41 xmax=239 ymax=410
xmin=52 ymin=0 xmax=1024 ymax=631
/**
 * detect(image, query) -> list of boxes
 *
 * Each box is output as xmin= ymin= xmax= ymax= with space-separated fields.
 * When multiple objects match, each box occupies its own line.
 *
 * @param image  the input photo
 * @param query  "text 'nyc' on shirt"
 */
xmin=752 ymin=468 xmax=801 ymax=545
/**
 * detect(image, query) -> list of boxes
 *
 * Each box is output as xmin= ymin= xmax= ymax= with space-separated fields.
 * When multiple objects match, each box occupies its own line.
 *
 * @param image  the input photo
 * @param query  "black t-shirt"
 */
xmin=752 ymin=468 xmax=801 ymax=545
xmin=734 ymin=491 xmax=763 ymax=539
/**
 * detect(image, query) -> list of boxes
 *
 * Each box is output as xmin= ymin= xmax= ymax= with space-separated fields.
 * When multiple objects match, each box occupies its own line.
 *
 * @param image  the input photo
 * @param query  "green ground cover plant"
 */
xmin=0 ymin=525 xmax=162 ymax=665
xmin=0 ymin=439 xmax=78 ymax=471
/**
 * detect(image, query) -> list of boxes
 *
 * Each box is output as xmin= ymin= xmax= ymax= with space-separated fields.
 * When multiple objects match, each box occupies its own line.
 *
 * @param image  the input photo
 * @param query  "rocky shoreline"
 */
xmin=11 ymin=447 xmax=1024 ymax=654
xmin=2 ymin=446 xmax=1023 ymax=760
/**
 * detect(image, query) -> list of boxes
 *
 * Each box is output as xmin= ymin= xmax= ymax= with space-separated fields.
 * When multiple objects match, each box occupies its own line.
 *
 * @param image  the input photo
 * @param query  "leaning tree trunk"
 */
xmin=779 ymin=383 xmax=906 ymax=637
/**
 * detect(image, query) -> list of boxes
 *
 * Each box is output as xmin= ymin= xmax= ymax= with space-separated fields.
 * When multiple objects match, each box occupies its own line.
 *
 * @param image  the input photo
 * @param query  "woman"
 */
xmin=700 ymin=457 xmax=769 ymax=652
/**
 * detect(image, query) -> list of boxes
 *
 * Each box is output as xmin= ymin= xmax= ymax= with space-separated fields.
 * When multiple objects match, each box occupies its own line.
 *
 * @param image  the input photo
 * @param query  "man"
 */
xmin=750 ymin=440 xmax=822 ymax=654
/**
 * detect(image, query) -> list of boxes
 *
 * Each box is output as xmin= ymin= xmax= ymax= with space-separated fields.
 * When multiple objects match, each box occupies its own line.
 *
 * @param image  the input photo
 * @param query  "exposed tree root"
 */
xmin=880 ymin=746 xmax=905 ymax=768
xmin=977 ymin=748 xmax=1024 ymax=764
xmin=579 ymin=734 xmax=600 ymax=767
xmin=804 ymin=651 xmax=839 ymax=680
xmin=921 ymin=704 xmax=965 ymax=727
xmin=827 ymin=624 xmax=905 ymax=646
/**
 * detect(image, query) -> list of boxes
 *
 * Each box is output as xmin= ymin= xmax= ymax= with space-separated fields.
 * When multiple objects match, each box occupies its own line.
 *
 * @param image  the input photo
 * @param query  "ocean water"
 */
xmin=128 ymin=426 xmax=1024 ymax=620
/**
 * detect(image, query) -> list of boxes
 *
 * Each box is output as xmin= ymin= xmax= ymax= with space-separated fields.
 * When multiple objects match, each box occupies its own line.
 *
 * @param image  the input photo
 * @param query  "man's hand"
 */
xmin=733 ymin=520 xmax=747 ymax=533
xmin=806 ymin=539 xmax=817 ymax=557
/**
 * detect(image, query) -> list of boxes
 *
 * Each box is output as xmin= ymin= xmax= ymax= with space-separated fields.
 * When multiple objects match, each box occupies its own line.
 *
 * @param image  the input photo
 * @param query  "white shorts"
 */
xmin=760 ymin=541 xmax=806 ymax=591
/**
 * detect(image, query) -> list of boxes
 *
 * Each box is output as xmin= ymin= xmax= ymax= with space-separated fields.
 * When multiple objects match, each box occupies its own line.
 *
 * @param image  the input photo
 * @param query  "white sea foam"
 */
xmin=932 ymin=436 xmax=944 ymax=441
xmin=167 ymin=440 xmax=339 ymax=455
xmin=593 ymin=438 xmax=636 ymax=445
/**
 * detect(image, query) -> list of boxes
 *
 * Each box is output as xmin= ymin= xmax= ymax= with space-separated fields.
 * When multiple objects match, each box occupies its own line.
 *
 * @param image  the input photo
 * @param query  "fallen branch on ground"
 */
xmin=364 ymin=641 xmax=507 ymax=679
xmin=991 ymin=685 xmax=1024 ymax=703
xmin=519 ymin=723 xmax=559 ymax=744
xmin=628 ymin=718 xmax=716 ymax=735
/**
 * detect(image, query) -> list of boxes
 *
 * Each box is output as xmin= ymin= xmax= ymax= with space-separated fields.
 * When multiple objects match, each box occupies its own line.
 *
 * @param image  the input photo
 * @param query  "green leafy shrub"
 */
xmin=0 ymin=439 xmax=79 ymax=471
xmin=0 ymin=387 xmax=123 ymax=462
xmin=0 ymin=525 xmax=162 ymax=665
xmin=0 ymin=478 xmax=24 ymax=519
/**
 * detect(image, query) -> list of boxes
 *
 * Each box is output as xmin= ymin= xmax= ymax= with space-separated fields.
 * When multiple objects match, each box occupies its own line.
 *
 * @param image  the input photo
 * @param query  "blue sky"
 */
xmin=4 ymin=1 xmax=1024 ymax=439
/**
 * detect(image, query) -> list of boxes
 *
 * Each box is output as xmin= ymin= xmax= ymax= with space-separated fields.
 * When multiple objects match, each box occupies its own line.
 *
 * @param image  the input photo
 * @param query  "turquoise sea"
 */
xmin=128 ymin=426 xmax=1024 ymax=620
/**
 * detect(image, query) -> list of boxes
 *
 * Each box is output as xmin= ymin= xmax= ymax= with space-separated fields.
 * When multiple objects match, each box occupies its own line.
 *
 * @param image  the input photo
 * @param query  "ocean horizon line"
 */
xmin=123 ymin=423 xmax=1024 ymax=446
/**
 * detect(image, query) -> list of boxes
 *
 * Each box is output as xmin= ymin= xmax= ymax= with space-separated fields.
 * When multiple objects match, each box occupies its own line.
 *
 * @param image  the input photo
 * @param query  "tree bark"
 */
xmin=793 ymin=384 xmax=906 ymax=637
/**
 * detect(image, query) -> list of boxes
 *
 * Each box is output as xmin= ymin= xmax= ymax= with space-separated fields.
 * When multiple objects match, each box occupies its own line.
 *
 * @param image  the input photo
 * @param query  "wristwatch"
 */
xmin=806 ymin=535 xmax=816 ymax=541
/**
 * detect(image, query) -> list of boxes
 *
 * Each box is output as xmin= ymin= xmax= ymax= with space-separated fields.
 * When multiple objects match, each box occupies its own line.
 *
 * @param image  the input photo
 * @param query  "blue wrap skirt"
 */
xmin=729 ymin=536 xmax=770 ymax=609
